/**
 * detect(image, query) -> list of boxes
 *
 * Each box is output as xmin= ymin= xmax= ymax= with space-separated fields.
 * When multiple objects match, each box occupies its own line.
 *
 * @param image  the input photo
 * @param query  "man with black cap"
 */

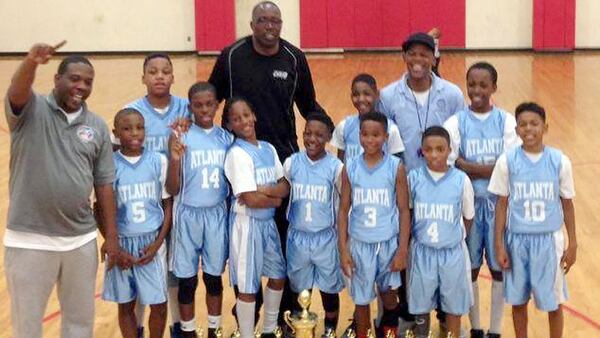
xmin=379 ymin=32 xmax=465 ymax=173
xmin=378 ymin=32 xmax=466 ymax=337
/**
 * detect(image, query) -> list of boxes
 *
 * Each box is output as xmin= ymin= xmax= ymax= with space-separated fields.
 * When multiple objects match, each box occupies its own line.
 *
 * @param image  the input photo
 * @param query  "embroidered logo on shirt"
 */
xmin=436 ymin=99 xmax=446 ymax=110
xmin=77 ymin=126 xmax=95 ymax=143
xmin=272 ymin=70 xmax=288 ymax=80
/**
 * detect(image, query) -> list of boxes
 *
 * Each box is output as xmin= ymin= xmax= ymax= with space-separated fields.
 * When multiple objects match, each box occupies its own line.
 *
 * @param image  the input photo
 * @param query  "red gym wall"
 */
xmin=299 ymin=0 xmax=465 ymax=49
xmin=533 ymin=0 xmax=576 ymax=51
xmin=194 ymin=0 xmax=235 ymax=52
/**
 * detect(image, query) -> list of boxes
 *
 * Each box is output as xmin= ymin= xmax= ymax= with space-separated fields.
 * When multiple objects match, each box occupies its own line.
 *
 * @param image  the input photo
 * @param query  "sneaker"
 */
xmin=171 ymin=323 xmax=184 ymax=338
xmin=137 ymin=326 xmax=144 ymax=338
xmin=322 ymin=327 xmax=336 ymax=338
xmin=341 ymin=321 xmax=357 ymax=338
xmin=470 ymin=329 xmax=484 ymax=338
xmin=485 ymin=334 xmax=501 ymax=338
xmin=397 ymin=317 xmax=415 ymax=337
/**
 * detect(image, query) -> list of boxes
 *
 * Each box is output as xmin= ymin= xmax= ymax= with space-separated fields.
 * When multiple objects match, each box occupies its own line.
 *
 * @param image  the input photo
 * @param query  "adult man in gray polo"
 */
xmin=3 ymin=42 xmax=119 ymax=338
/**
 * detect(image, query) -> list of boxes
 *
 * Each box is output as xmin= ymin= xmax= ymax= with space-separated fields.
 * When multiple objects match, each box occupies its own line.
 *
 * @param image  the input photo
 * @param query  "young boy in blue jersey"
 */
xmin=338 ymin=112 xmax=411 ymax=338
xmin=283 ymin=112 xmax=344 ymax=336
xmin=443 ymin=62 xmax=520 ymax=338
xmin=102 ymin=108 xmax=172 ymax=338
xmin=224 ymin=97 xmax=289 ymax=338
xmin=167 ymin=82 xmax=234 ymax=338
xmin=489 ymin=102 xmax=577 ymax=338
xmin=408 ymin=126 xmax=475 ymax=338
xmin=123 ymin=52 xmax=190 ymax=337
xmin=331 ymin=74 xmax=404 ymax=163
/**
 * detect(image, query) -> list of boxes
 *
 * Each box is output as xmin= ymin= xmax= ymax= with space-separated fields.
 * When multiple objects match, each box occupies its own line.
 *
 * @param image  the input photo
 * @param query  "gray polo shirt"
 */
xmin=5 ymin=92 xmax=115 ymax=236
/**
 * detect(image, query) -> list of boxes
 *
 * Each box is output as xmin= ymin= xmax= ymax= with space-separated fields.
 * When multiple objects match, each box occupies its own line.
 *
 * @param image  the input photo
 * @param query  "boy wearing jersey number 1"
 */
xmin=407 ymin=126 xmax=475 ymax=338
xmin=338 ymin=112 xmax=411 ymax=338
xmin=167 ymin=82 xmax=234 ymax=338
xmin=283 ymin=113 xmax=344 ymax=336
xmin=489 ymin=102 xmax=577 ymax=338
xmin=102 ymin=108 xmax=172 ymax=338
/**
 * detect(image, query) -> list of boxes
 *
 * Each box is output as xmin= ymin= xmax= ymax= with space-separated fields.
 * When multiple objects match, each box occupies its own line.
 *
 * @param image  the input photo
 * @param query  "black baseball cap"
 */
xmin=402 ymin=32 xmax=435 ymax=52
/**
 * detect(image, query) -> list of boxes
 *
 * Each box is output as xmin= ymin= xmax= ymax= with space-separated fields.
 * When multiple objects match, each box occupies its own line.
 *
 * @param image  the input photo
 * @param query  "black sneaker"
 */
xmin=470 ymin=329 xmax=484 ymax=338
xmin=171 ymin=323 xmax=184 ymax=338
xmin=486 ymin=333 xmax=501 ymax=338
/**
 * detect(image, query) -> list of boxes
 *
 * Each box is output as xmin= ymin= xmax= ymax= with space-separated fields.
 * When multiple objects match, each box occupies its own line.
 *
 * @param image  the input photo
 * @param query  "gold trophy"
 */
xmin=284 ymin=290 xmax=318 ymax=338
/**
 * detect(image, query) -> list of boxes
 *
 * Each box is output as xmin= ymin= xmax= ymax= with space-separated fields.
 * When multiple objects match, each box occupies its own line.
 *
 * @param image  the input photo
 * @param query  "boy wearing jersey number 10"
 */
xmin=283 ymin=113 xmax=344 ymax=336
xmin=338 ymin=112 xmax=411 ymax=338
xmin=407 ymin=126 xmax=475 ymax=338
xmin=489 ymin=102 xmax=577 ymax=338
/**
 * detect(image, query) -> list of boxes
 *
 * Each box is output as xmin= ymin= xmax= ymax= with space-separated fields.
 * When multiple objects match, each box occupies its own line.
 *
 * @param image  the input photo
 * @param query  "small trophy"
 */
xmin=446 ymin=332 xmax=454 ymax=338
xmin=274 ymin=327 xmax=283 ymax=338
xmin=284 ymin=289 xmax=318 ymax=338
xmin=197 ymin=327 xmax=204 ymax=338
xmin=366 ymin=329 xmax=375 ymax=338
xmin=231 ymin=328 xmax=241 ymax=338
xmin=404 ymin=329 xmax=415 ymax=338
xmin=346 ymin=328 xmax=356 ymax=338
xmin=216 ymin=328 xmax=223 ymax=338
xmin=254 ymin=328 xmax=262 ymax=338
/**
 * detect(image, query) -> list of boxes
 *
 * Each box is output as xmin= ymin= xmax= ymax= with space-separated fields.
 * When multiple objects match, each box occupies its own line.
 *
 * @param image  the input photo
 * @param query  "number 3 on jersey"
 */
xmin=364 ymin=207 xmax=377 ymax=227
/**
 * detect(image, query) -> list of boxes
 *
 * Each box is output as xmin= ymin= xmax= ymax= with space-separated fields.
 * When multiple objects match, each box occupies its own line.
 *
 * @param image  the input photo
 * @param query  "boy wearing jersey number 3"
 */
xmin=489 ymin=102 xmax=577 ymax=338
xmin=338 ymin=112 xmax=411 ymax=338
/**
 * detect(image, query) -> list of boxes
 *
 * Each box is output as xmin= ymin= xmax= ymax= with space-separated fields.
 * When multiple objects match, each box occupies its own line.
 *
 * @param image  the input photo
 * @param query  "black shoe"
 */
xmin=373 ymin=320 xmax=384 ymax=338
xmin=470 ymin=329 xmax=484 ymax=338
xmin=486 ymin=333 xmax=501 ymax=338
xmin=137 ymin=326 xmax=144 ymax=338
xmin=171 ymin=323 xmax=184 ymax=338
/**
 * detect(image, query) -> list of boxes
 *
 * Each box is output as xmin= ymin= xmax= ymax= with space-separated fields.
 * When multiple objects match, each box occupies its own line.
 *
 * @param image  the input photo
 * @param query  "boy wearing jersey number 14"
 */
xmin=407 ymin=127 xmax=475 ymax=338
xmin=489 ymin=102 xmax=577 ymax=338
xmin=338 ymin=112 xmax=411 ymax=338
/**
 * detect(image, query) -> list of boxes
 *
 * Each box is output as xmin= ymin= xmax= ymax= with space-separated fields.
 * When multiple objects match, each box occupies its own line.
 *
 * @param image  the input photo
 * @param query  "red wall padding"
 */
xmin=195 ymin=0 xmax=235 ymax=51
xmin=533 ymin=0 xmax=575 ymax=51
xmin=300 ymin=0 xmax=465 ymax=49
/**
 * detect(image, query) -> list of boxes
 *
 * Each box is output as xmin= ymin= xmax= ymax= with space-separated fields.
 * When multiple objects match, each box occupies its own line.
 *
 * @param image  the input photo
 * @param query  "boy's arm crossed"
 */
xmin=256 ymin=178 xmax=289 ymax=198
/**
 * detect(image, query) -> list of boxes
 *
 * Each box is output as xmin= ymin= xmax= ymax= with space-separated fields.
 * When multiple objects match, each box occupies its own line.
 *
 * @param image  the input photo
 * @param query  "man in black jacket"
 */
xmin=209 ymin=1 xmax=323 ymax=335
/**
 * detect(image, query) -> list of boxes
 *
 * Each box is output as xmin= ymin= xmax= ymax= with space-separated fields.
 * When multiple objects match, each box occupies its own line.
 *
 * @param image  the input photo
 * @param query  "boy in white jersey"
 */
xmin=407 ymin=126 xmax=475 ymax=338
xmin=123 ymin=53 xmax=190 ymax=338
xmin=338 ymin=112 xmax=411 ymax=338
xmin=489 ymin=102 xmax=576 ymax=338
xmin=283 ymin=112 xmax=344 ymax=336
xmin=331 ymin=73 xmax=404 ymax=164
xmin=443 ymin=62 xmax=520 ymax=338
xmin=167 ymin=82 xmax=234 ymax=338
xmin=102 ymin=108 xmax=172 ymax=338
xmin=224 ymin=97 xmax=289 ymax=338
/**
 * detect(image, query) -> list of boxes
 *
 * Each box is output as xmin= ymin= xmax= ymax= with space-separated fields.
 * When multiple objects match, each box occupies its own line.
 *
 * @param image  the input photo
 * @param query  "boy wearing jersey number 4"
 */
xmin=408 ymin=126 xmax=475 ymax=338
xmin=338 ymin=112 xmax=411 ymax=338
xmin=489 ymin=102 xmax=576 ymax=338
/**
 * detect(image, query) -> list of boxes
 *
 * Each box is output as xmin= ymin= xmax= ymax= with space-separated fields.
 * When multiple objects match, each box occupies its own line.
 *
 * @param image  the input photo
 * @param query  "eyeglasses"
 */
xmin=255 ymin=17 xmax=283 ymax=26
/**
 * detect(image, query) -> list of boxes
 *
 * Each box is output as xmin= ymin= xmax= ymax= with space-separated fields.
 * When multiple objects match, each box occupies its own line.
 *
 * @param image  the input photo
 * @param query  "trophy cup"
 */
xmin=284 ymin=290 xmax=318 ymax=338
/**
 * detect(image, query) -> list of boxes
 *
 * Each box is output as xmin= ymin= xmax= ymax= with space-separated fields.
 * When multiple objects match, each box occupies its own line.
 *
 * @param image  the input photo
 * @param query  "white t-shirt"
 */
xmin=331 ymin=116 xmax=405 ymax=154
xmin=444 ymin=109 xmax=521 ymax=165
xmin=224 ymin=143 xmax=284 ymax=214
xmin=61 ymin=107 xmax=83 ymax=124
xmin=411 ymin=89 xmax=430 ymax=106
xmin=282 ymin=155 xmax=344 ymax=195
xmin=408 ymin=168 xmax=476 ymax=220
xmin=488 ymin=150 xmax=575 ymax=198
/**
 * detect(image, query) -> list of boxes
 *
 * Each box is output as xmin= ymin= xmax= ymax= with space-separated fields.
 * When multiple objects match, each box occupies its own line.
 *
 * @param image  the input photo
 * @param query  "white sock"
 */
xmin=181 ymin=317 xmax=197 ymax=332
xmin=263 ymin=287 xmax=284 ymax=333
xmin=168 ymin=286 xmax=181 ymax=324
xmin=469 ymin=281 xmax=481 ymax=330
xmin=135 ymin=300 xmax=146 ymax=327
xmin=208 ymin=314 xmax=222 ymax=329
xmin=237 ymin=299 xmax=256 ymax=338
xmin=489 ymin=280 xmax=505 ymax=334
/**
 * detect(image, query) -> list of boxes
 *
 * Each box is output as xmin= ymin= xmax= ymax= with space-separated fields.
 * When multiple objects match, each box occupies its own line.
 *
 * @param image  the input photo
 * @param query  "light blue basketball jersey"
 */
xmin=178 ymin=125 xmax=233 ymax=207
xmin=230 ymin=139 xmax=280 ymax=220
xmin=507 ymin=146 xmax=563 ymax=233
xmin=114 ymin=150 xmax=164 ymax=236
xmin=341 ymin=115 xmax=397 ymax=163
xmin=126 ymin=95 xmax=190 ymax=155
xmin=347 ymin=154 xmax=400 ymax=243
xmin=409 ymin=166 xmax=466 ymax=248
xmin=457 ymin=107 xmax=506 ymax=197
xmin=286 ymin=151 xmax=341 ymax=233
